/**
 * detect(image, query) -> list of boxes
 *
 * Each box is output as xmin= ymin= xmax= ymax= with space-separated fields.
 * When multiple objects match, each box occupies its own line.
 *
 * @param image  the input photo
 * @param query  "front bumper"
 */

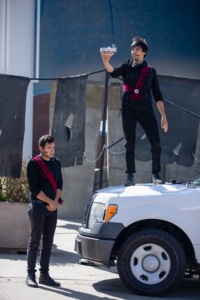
xmin=75 ymin=233 xmax=115 ymax=267
xmin=75 ymin=222 xmax=124 ymax=267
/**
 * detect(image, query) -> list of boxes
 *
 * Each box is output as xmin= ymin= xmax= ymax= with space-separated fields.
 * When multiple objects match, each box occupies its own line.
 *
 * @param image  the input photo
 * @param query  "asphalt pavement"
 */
xmin=0 ymin=219 xmax=199 ymax=300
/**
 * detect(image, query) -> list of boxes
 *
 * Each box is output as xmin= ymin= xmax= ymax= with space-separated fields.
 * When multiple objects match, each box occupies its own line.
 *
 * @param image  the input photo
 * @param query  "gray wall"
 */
xmin=52 ymin=84 xmax=105 ymax=219
xmin=36 ymin=0 xmax=200 ymax=95
xmin=107 ymin=84 xmax=200 ymax=186
xmin=54 ymin=82 xmax=200 ymax=219
xmin=35 ymin=0 xmax=200 ymax=219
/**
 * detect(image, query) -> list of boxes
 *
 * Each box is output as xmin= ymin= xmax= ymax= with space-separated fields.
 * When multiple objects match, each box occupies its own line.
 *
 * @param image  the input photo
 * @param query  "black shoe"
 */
xmin=39 ymin=273 xmax=60 ymax=287
xmin=124 ymin=173 xmax=135 ymax=186
xmin=152 ymin=173 xmax=163 ymax=184
xmin=26 ymin=274 xmax=38 ymax=288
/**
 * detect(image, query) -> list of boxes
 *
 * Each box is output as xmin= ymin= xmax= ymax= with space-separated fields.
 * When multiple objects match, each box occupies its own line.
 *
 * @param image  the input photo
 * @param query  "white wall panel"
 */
xmin=1 ymin=0 xmax=38 ymax=158
xmin=0 ymin=0 xmax=7 ymax=72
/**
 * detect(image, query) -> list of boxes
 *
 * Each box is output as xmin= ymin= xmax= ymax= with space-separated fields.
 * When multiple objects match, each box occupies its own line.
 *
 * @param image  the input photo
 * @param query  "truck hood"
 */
xmin=96 ymin=183 xmax=191 ymax=198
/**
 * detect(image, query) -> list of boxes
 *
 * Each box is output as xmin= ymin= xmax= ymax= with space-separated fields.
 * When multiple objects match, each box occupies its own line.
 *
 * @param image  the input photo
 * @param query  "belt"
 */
xmin=32 ymin=199 xmax=47 ymax=206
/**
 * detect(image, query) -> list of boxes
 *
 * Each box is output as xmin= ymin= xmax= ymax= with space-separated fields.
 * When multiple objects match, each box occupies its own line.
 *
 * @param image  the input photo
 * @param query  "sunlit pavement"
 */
xmin=0 ymin=219 xmax=199 ymax=300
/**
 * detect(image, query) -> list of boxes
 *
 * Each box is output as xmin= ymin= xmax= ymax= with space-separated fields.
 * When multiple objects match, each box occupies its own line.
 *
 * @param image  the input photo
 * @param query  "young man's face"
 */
xmin=39 ymin=142 xmax=55 ymax=160
xmin=131 ymin=46 xmax=146 ymax=62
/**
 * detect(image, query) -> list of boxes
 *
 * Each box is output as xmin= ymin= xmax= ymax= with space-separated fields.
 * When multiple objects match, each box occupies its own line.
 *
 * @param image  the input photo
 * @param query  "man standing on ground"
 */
xmin=26 ymin=134 xmax=63 ymax=287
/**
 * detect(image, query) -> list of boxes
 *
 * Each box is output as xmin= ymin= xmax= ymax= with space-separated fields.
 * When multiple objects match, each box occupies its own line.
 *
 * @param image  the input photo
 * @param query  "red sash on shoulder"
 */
xmin=122 ymin=65 xmax=150 ymax=100
xmin=33 ymin=155 xmax=63 ymax=204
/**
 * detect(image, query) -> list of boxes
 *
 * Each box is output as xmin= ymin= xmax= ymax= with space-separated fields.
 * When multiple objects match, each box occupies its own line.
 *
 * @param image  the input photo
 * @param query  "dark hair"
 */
xmin=130 ymin=37 xmax=149 ymax=54
xmin=38 ymin=134 xmax=55 ymax=148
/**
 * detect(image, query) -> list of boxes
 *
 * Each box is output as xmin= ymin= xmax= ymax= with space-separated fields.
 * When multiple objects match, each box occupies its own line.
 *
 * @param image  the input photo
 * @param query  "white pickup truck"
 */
xmin=75 ymin=178 xmax=200 ymax=296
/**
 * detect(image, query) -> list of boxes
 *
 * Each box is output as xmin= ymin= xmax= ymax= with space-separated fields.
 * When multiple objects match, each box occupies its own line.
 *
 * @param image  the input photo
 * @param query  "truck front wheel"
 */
xmin=117 ymin=229 xmax=186 ymax=296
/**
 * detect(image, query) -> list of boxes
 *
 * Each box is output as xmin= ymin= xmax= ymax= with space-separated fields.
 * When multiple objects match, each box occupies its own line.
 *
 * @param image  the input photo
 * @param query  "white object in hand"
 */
xmin=100 ymin=44 xmax=117 ymax=53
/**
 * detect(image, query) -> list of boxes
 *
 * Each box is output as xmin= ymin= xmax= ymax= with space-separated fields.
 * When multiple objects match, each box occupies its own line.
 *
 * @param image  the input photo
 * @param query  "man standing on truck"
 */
xmin=100 ymin=36 xmax=168 ymax=186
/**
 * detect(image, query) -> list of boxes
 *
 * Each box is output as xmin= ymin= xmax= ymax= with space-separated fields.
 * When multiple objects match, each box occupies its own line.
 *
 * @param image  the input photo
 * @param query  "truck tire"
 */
xmin=117 ymin=229 xmax=186 ymax=296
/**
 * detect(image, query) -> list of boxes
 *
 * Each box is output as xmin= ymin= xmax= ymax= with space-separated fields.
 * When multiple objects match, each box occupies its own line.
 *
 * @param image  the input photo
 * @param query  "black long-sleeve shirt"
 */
xmin=110 ymin=60 xmax=163 ymax=105
xmin=27 ymin=156 xmax=63 ymax=202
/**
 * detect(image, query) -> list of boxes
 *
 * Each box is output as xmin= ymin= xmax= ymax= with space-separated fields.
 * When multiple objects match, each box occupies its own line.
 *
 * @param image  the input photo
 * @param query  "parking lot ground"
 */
xmin=0 ymin=219 xmax=200 ymax=300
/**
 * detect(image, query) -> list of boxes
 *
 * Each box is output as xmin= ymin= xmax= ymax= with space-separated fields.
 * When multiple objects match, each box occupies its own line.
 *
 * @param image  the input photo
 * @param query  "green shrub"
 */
xmin=0 ymin=160 xmax=30 ymax=203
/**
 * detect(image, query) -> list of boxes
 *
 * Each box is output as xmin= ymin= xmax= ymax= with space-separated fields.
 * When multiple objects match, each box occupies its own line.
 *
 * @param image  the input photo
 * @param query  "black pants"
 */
xmin=122 ymin=100 xmax=161 ymax=174
xmin=27 ymin=202 xmax=57 ymax=275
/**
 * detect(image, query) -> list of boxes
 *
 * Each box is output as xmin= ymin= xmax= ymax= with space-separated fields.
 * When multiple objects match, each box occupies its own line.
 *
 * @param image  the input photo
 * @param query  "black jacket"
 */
xmin=27 ymin=156 xmax=63 ymax=202
xmin=110 ymin=60 xmax=163 ymax=105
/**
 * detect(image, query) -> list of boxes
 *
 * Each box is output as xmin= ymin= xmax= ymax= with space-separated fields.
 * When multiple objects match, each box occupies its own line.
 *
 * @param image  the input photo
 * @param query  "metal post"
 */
xmin=99 ymin=71 xmax=109 ymax=189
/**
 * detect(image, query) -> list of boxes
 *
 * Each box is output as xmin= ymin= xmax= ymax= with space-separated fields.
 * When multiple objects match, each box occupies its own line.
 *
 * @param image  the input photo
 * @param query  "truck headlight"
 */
xmin=88 ymin=203 xmax=118 ymax=228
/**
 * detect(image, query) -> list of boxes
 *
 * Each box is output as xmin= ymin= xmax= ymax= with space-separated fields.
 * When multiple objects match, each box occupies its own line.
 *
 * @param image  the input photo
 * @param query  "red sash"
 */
xmin=33 ymin=155 xmax=63 ymax=204
xmin=122 ymin=65 xmax=150 ymax=100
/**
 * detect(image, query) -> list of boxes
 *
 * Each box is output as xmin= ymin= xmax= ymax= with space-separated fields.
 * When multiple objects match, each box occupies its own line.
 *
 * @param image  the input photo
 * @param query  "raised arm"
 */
xmin=100 ymin=51 xmax=115 ymax=73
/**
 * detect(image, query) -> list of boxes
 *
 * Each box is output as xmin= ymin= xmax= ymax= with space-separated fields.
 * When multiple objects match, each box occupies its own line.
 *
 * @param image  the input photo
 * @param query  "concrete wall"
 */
xmin=164 ymin=124 xmax=200 ymax=183
xmin=49 ymin=83 xmax=105 ymax=219
xmin=40 ymin=81 xmax=200 ymax=220
xmin=33 ymin=0 xmax=200 ymax=220
xmin=107 ymin=84 xmax=200 ymax=186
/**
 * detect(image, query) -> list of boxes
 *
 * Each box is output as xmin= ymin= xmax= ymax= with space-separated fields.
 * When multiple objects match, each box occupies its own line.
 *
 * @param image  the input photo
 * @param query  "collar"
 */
xmin=131 ymin=60 xmax=147 ymax=68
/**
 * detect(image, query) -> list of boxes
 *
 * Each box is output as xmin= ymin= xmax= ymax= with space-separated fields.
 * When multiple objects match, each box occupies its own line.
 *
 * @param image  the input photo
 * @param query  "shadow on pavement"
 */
xmin=39 ymin=285 xmax=118 ymax=300
xmin=93 ymin=277 xmax=200 ymax=300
